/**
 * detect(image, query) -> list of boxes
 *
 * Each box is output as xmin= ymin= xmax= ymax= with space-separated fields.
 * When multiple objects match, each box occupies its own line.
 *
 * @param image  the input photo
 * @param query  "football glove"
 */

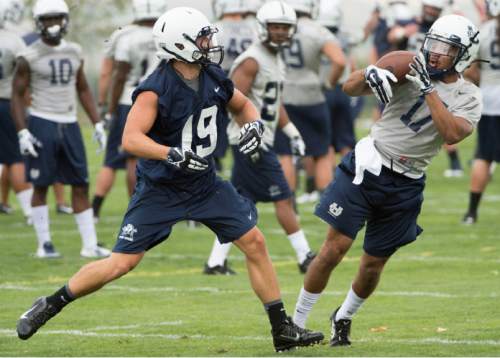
xmin=18 ymin=129 xmax=42 ymax=158
xmin=239 ymin=120 xmax=264 ymax=156
xmin=405 ymin=52 xmax=435 ymax=95
xmin=93 ymin=121 xmax=107 ymax=153
xmin=290 ymin=136 xmax=306 ymax=156
xmin=364 ymin=64 xmax=398 ymax=104
xmin=166 ymin=147 xmax=209 ymax=174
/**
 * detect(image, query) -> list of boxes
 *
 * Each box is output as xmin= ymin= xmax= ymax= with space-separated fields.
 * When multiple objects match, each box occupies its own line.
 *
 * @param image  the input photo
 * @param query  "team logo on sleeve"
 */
xmin=328 ymin=202 xmax=343 ymax=217
xmin=119 ymin=224 xmax=138 ymax=242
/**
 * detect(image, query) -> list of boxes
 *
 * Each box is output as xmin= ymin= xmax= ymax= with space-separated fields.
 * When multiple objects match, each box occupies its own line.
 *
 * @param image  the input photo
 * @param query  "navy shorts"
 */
xmin=475 ymin=115 xmax=500 ymax=162
xmin=104 ymin=105 xmax=132 ymax=169
xmin=274 ymin=103 xmax=331 ymax=157
xmin=324 ymin=86 xmax=356 ymax=152
xmin=113 ymin=175 xmax=258 ymax=253
xmin=0 ymin=99 xmax=23 ymax=164
xmin=231 ymin=145 xmax=292 ymax=203
xmin=315 ymin=151 xmax=424 ymax=257
xmin=26 ymin=116 xmax=89 ymax=186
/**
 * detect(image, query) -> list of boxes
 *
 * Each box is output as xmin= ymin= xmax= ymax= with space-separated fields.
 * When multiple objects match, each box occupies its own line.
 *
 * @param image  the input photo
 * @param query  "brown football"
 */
xmin=375 ymin=50 xmax=415 ymax=85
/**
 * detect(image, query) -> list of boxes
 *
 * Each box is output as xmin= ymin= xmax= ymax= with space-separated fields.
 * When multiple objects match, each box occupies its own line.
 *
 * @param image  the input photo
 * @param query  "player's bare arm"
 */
xmin=230 ymin=57 xmax=258 ymax=97
xmin=342 ymin=69 xmax=372 ymax=97
xmin=107 ymin=61 xmax=131 ymax=115
xmin=76 ymin=62 xmax=100 ymax=125
xmin=122 ymin=91 xmax=168 ymax=161
xmin=425 ymin=92 xmax=473 ymax=144
xmin=322 ymin=41 xmax=346 ymax=87
xmin=10 ymin=57 xmax=30 ymax=131
xmin=227 ymin=88 xmax=260 ymax=126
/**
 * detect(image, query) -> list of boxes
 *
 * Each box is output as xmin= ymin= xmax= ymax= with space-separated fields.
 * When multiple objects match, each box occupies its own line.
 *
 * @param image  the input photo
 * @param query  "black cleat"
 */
xmin=329 ymin=307 xmax=352 ymax=346
xmin=272 ymin=317 xmax=324 ymax=352
xmin=298 ymin=252 xmax=316 ymax=274
xmin=203 ymin=259 xmax=236 ymax=275
xmin=17 ymin=297 xmax=61 ymax=340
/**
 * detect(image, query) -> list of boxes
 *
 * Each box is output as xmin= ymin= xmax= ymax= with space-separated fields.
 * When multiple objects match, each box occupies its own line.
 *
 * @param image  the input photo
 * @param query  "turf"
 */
xmin=0 ymin=121 xmax=499 ymax=356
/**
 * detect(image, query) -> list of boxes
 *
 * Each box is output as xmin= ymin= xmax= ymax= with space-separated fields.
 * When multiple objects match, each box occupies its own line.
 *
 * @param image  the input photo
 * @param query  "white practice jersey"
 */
xmin=215 ymin=17 xmax=257 ymax=73
xmin=103 ymin=24 xmax=138 ymax=59
xmin=0 ymin=29 xmax=26 ymax=99
xmin=227 ymin=42 xmax=286 ymax=148
xmin=372 ymin=78 xmax=482 ymax=178
xmin=114 ymin=26 xmax=158 ymax=106
xmin=282 ymin=17 xmax=336 ymax=105
xmin=19 ymin=39 xmax=83 ymax=123
xmin=478 ymin=20 xmax=500 ymax=115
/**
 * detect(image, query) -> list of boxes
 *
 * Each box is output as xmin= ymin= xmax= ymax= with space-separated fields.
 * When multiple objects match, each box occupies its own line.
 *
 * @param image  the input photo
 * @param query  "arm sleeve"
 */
xmin=450 ymin=89 xmax=483 ymax=128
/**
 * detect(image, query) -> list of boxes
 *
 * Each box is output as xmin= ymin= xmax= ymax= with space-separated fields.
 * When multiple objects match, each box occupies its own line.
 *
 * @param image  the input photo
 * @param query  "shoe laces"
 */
xmin=31 ymin=303 xmax=59 ymax=327
xmin=332 ymin=318 xmax=351 ymax=341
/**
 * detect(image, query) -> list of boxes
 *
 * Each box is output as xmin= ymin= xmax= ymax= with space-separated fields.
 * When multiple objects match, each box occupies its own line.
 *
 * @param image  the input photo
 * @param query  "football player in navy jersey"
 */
xmin=16 ymin=7 xmax=324 ymax=352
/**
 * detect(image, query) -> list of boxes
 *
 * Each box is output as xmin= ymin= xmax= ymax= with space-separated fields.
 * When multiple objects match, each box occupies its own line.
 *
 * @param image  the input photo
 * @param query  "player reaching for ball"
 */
xmin=290 ymin=14 xmax=483 ymax=347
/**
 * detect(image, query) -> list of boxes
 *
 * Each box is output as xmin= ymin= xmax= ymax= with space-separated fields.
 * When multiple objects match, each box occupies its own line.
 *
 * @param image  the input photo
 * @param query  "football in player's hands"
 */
xmin=375 ymin=50 xmax=414 ymax=84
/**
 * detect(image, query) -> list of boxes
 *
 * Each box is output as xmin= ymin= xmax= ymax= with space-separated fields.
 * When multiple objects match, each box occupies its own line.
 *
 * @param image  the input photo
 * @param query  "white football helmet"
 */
xmin=153 ymin=7 xmax=224 ymax=65
xmin=422 ymin=0 xmax=445 ymax=9
xmin=132 ymin=0 xmax=166 ymax=21
xmin=317 ymin=0 xmax=342 ymax=29
xmin=423 ymin=14 xmax=480 ymax=76
xmin=212 ymin=0 xmax=247 ymax=19
xmin=245 ymin=0 xmax=264 ymax=15
xmin=486 ymin=0 xmax=500 ymax=16
xmin=7 ymin=0 xmax=25 ymax=24
xmin=33 ymin=0 xmax=69 ymax=40
xmin=257 ymin=1 xmax=297 ymax=48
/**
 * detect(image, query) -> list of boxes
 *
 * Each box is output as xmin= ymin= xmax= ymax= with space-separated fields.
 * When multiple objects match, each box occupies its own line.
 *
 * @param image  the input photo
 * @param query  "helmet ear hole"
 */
xmin=175 ymin=43 xmax=185 ymax=51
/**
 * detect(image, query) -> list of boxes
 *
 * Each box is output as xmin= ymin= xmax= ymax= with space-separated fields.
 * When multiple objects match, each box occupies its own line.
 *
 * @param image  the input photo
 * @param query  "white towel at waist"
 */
xmin=352 ymin=136 xmax=382 ymax=185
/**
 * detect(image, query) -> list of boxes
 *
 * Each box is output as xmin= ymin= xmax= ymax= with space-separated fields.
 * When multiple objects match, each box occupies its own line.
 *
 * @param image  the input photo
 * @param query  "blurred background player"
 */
xmin=0 ymin=0 xmax=33 ymax=224
xmin=463 ymin=0 xmax=500 ymax=224
xmin=274 ymin=0 xmax=346 ymax=210
xmin=11 ymin=0 xmax=110 ymax=258
xmin=204 ymin=0 xmax=316 ymax=275
xmin=91 ymin=0 xmax=166 ymax=223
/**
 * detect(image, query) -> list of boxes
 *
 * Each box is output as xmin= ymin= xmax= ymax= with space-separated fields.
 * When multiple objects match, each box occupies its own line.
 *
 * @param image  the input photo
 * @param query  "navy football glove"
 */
xmin=166 ymin=147 xmax=209 ymax=174
xmin=406 ymin=52 xmax=435 ymax=95
xmin=239 ymin=120 xmax=264 ymax=156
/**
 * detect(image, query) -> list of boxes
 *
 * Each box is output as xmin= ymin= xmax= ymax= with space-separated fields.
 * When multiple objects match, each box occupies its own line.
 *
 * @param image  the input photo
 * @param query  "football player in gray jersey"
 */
xmin=292 ymin=14 xmax=482 ymax=346
xmin=463 ymin=0 xmax=500 ymax=224
xmin=204 ymin=0 xmax=316 ymax=276
xmin=276 ymin=0 xmax=346 ymax=205
xmin=0 ymin=0 xmax=33 ymax=223
xmin=11 ymin=0 xmax=110 ymax=259
xmin=92 ymin=0 xmax=166 ymax=224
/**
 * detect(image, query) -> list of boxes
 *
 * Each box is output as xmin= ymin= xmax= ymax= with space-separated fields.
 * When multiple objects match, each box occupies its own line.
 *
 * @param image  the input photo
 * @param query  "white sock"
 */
xmin=336 ymin=286 xmax=365 ymax=321
xmin=74 ymin=208 xmax=98 ymax=250
xmin=287 ymin=230 xmax=310 ymax=263
xmin=32 ymin=205 xmax=51 ymax=248
xmin=293 ymin=286 xmax=321 ymax=328
xmin=16 ymin=188 xmax=33 ymax=217
xmin=207 ymin=238 xmax=231 ymax=267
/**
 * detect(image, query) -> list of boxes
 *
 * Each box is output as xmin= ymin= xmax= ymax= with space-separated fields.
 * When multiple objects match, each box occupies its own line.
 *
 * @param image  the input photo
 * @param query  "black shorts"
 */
xmin=475 ymin=115 xmax=500 ymax=162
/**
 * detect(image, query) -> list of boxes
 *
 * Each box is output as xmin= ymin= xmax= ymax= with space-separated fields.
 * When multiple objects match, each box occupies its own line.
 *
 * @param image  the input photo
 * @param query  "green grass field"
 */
xmin=0 ymin=120 xmax=499 ymax=356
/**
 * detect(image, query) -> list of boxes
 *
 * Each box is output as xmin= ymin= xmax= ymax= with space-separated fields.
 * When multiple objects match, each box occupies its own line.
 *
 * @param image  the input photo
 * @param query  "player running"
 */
xmin=15 ymin=6 xmax=324 ymax=352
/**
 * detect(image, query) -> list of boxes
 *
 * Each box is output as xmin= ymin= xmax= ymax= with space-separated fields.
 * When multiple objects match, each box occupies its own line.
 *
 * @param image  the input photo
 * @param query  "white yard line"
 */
xmin=0 ymin=328 xmax=499 ymax=346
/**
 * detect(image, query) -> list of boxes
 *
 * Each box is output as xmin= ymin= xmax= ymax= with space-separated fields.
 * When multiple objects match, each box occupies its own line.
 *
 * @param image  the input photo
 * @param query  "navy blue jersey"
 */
xmin=131 ymin=60 xmax=234 ymax=192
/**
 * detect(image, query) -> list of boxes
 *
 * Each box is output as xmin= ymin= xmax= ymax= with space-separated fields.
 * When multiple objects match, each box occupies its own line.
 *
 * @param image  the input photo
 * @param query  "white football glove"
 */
xmin=290 ymin=136 xmax=306 ymax=156
xmin=405 ymin=52 xmax=435 ymax=95
xmin=239 ymin=120 xmax=265 ymax=156
xmin=364 ymin=65 xmax=398 ymax=104
xmin=18 ymin=129 xmax=42 ymax=158
xmin=93 ymin=121 xmax=107 ymax=153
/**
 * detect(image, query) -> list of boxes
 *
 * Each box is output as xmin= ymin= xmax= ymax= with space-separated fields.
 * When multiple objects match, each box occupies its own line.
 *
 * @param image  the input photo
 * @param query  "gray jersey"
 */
xmin=282 ymin=17 xmax=336 ymax=105
xmin=103 ymin=24 xmax=138 ymax=59
xmin=0 ymin=29 xmax=26 ymax=99
xmin=371 ymin=78 xmax=482 ymax=178
xmin=478 ymin=20 xmax=500 ymax=115
xmin=227 ymin=42 xmax=286 ymax=147
xmin=215 ymin=17 xmax=257 ymax=73
xmin=114 ymin=26 xmax=158 ymax=105
xmin=19 ymin=39 xmax=83 ymax=123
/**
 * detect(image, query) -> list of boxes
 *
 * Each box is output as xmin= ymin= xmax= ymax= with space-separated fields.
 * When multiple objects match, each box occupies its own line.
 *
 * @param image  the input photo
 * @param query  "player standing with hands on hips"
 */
xmin=292 ymin=14 xmax=482 ymax=347
xmin=15 ymin=6 xmax=324 ymax=352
